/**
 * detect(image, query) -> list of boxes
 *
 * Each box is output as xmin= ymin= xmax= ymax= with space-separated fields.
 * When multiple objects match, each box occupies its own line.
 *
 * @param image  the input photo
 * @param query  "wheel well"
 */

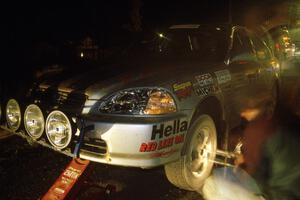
xmin=181 ymin=96 xmax=225 ymax=155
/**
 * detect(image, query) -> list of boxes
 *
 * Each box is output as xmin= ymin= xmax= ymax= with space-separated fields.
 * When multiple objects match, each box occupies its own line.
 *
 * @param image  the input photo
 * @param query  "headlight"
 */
xmin=99 ymin=88 xmax=176 ymax=115
xmin=24 ymin=104 xmax=45 ymax=139
xmin=45 ymin=110 xmax=72 ymax=149
xmin=144 ymin=90 xmax=177 ymax=114
xmin=6 ymin=99 xmax=21 ymax=131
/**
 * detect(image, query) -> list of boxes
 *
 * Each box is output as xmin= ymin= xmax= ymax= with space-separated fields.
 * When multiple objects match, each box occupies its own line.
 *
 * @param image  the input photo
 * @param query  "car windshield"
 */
xmin=117 ymin=25 xmax=230 ymax=64
xmin=155 ymin=26 xmax=229 ymax=61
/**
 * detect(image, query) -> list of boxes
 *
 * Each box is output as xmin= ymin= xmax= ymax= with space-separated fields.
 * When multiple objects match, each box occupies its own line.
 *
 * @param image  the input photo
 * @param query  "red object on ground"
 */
xmin=41 ymin=158 xmax=90 ymax=200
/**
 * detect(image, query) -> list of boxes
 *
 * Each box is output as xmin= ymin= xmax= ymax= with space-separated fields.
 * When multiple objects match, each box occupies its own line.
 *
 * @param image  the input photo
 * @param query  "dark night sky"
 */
xmin=6 ymin=1 xmax=287 ymax=40
xmin=7 ymin=1 xmax=277 ymax=46
xmin=4 ymin=0 xmax=285 ymax=69
xmin=7 ymin=1 xmax=230 ymax=41
xmin=4 ymin=1 xmax=232 ymax=67
xmin=7 ymin=0 xmax=285 ymax=45
xmin=1 ymin=0 xmax=289 ymax=96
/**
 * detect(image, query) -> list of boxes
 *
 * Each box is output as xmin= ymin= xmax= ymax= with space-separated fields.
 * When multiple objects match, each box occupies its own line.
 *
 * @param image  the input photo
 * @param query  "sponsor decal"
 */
xmin=151 ymin=119 xmax=188 ymax=140
xmin=195 ymin=73 xmax=214 ymax=87
xmin=192 ymin=73 xmax=219 ymax=97
xmin=214 ymin=70 xmax=231 ymax=84
xmin=149 ymin=148 xmax=179 ymax=158
xmin=193 ymin=85 xmax=219 ymax=96
xmin=173 ymin=81 xmax=192 ymax=100
xmin=139 ymin=119 xmax=187 ymax=153
xmin=139 ymin=134 xmax=185 ymax=152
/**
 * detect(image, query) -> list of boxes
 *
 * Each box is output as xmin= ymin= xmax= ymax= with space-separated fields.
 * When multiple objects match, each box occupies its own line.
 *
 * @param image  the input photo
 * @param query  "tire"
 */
xmin=164 ymin=114 xmax=217 ymax=191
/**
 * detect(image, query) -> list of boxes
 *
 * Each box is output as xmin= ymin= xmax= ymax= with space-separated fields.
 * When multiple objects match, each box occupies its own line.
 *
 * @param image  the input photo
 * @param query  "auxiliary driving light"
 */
xmin=6 ymin=99 xmax=21 ymax=131
xmin=45 ymin=110 xmax=72 ymax=149
xmin=24 ymin=104 xmax=45 ymax=139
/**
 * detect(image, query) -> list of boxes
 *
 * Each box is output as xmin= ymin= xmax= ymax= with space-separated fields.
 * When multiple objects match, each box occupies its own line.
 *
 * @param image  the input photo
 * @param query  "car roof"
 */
xmin=169 ymin=24 xmax=201 ymax=29
xmin=168 ymin=23 xmax=232 ymax=32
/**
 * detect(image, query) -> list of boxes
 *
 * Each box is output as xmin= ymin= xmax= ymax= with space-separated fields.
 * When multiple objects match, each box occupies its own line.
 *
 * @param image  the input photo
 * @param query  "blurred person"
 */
xmin=202 ymin=100 xmax=300 ymax=200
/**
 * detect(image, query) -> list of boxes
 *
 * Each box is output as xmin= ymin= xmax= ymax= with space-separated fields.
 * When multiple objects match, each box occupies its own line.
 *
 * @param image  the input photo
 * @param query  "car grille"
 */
xmin=81 ymin=137 xmax=107 ymax=156
xmin=34 ymin=88 xmax=87 ymax=113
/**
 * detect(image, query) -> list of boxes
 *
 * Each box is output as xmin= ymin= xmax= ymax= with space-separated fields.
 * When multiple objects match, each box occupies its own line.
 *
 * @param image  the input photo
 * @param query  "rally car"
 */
xmin=1 ymin=24 xmax=279 ymax=191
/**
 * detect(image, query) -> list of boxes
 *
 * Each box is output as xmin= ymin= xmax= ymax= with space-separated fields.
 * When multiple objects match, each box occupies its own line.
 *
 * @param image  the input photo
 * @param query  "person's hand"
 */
xmin=234 ymin=153 xmax=245 ymax=167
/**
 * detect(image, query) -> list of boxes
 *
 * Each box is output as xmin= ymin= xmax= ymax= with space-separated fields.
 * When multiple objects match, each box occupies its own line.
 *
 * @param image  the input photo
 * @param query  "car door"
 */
xmin=223 ymin=27 xmax=263 ymax=128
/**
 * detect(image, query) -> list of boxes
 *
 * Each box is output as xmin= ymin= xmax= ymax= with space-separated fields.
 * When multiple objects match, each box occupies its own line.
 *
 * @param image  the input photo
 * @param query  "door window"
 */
xmin=230 ymin=29 xmax=255 ymax=62
xmin=251 ymin=35 xmax=272 ymax=61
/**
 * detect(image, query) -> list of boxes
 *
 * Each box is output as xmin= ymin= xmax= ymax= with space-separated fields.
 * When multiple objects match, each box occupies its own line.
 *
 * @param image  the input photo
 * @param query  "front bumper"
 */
xmin=1 ymin=114 xmax=189 ymax=169
xmin=79 ymin=115 xmax=189 ymax=168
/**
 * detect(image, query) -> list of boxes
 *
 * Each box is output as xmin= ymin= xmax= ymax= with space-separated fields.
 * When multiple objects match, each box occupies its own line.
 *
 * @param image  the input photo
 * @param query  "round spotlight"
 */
xmin=24 ymin=104 xmax=45 ymax=139
xmin=6 ymin=99 xmax=21 ymax=131
xmin=45 ymin=110 xmax=72 ymax=149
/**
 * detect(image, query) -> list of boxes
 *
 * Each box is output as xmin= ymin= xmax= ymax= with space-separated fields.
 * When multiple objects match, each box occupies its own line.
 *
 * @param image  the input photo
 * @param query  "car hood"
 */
xmin=36 ymin=59 xmax=222 ymax=101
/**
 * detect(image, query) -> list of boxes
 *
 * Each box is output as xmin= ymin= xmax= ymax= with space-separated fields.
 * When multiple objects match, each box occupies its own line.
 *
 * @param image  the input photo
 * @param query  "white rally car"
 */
xmin=1 ymin=24 xmax=279 ymax=190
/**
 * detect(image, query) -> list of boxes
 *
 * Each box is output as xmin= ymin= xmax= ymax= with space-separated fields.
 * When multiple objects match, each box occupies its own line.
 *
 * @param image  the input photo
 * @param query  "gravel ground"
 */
xmin=0 ymin=135 xmax=203 ymax=200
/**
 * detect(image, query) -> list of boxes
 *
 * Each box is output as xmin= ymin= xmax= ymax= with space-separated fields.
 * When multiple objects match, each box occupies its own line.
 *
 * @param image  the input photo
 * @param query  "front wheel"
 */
xmin=164 ymin=115 xmax=217 ymax=190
